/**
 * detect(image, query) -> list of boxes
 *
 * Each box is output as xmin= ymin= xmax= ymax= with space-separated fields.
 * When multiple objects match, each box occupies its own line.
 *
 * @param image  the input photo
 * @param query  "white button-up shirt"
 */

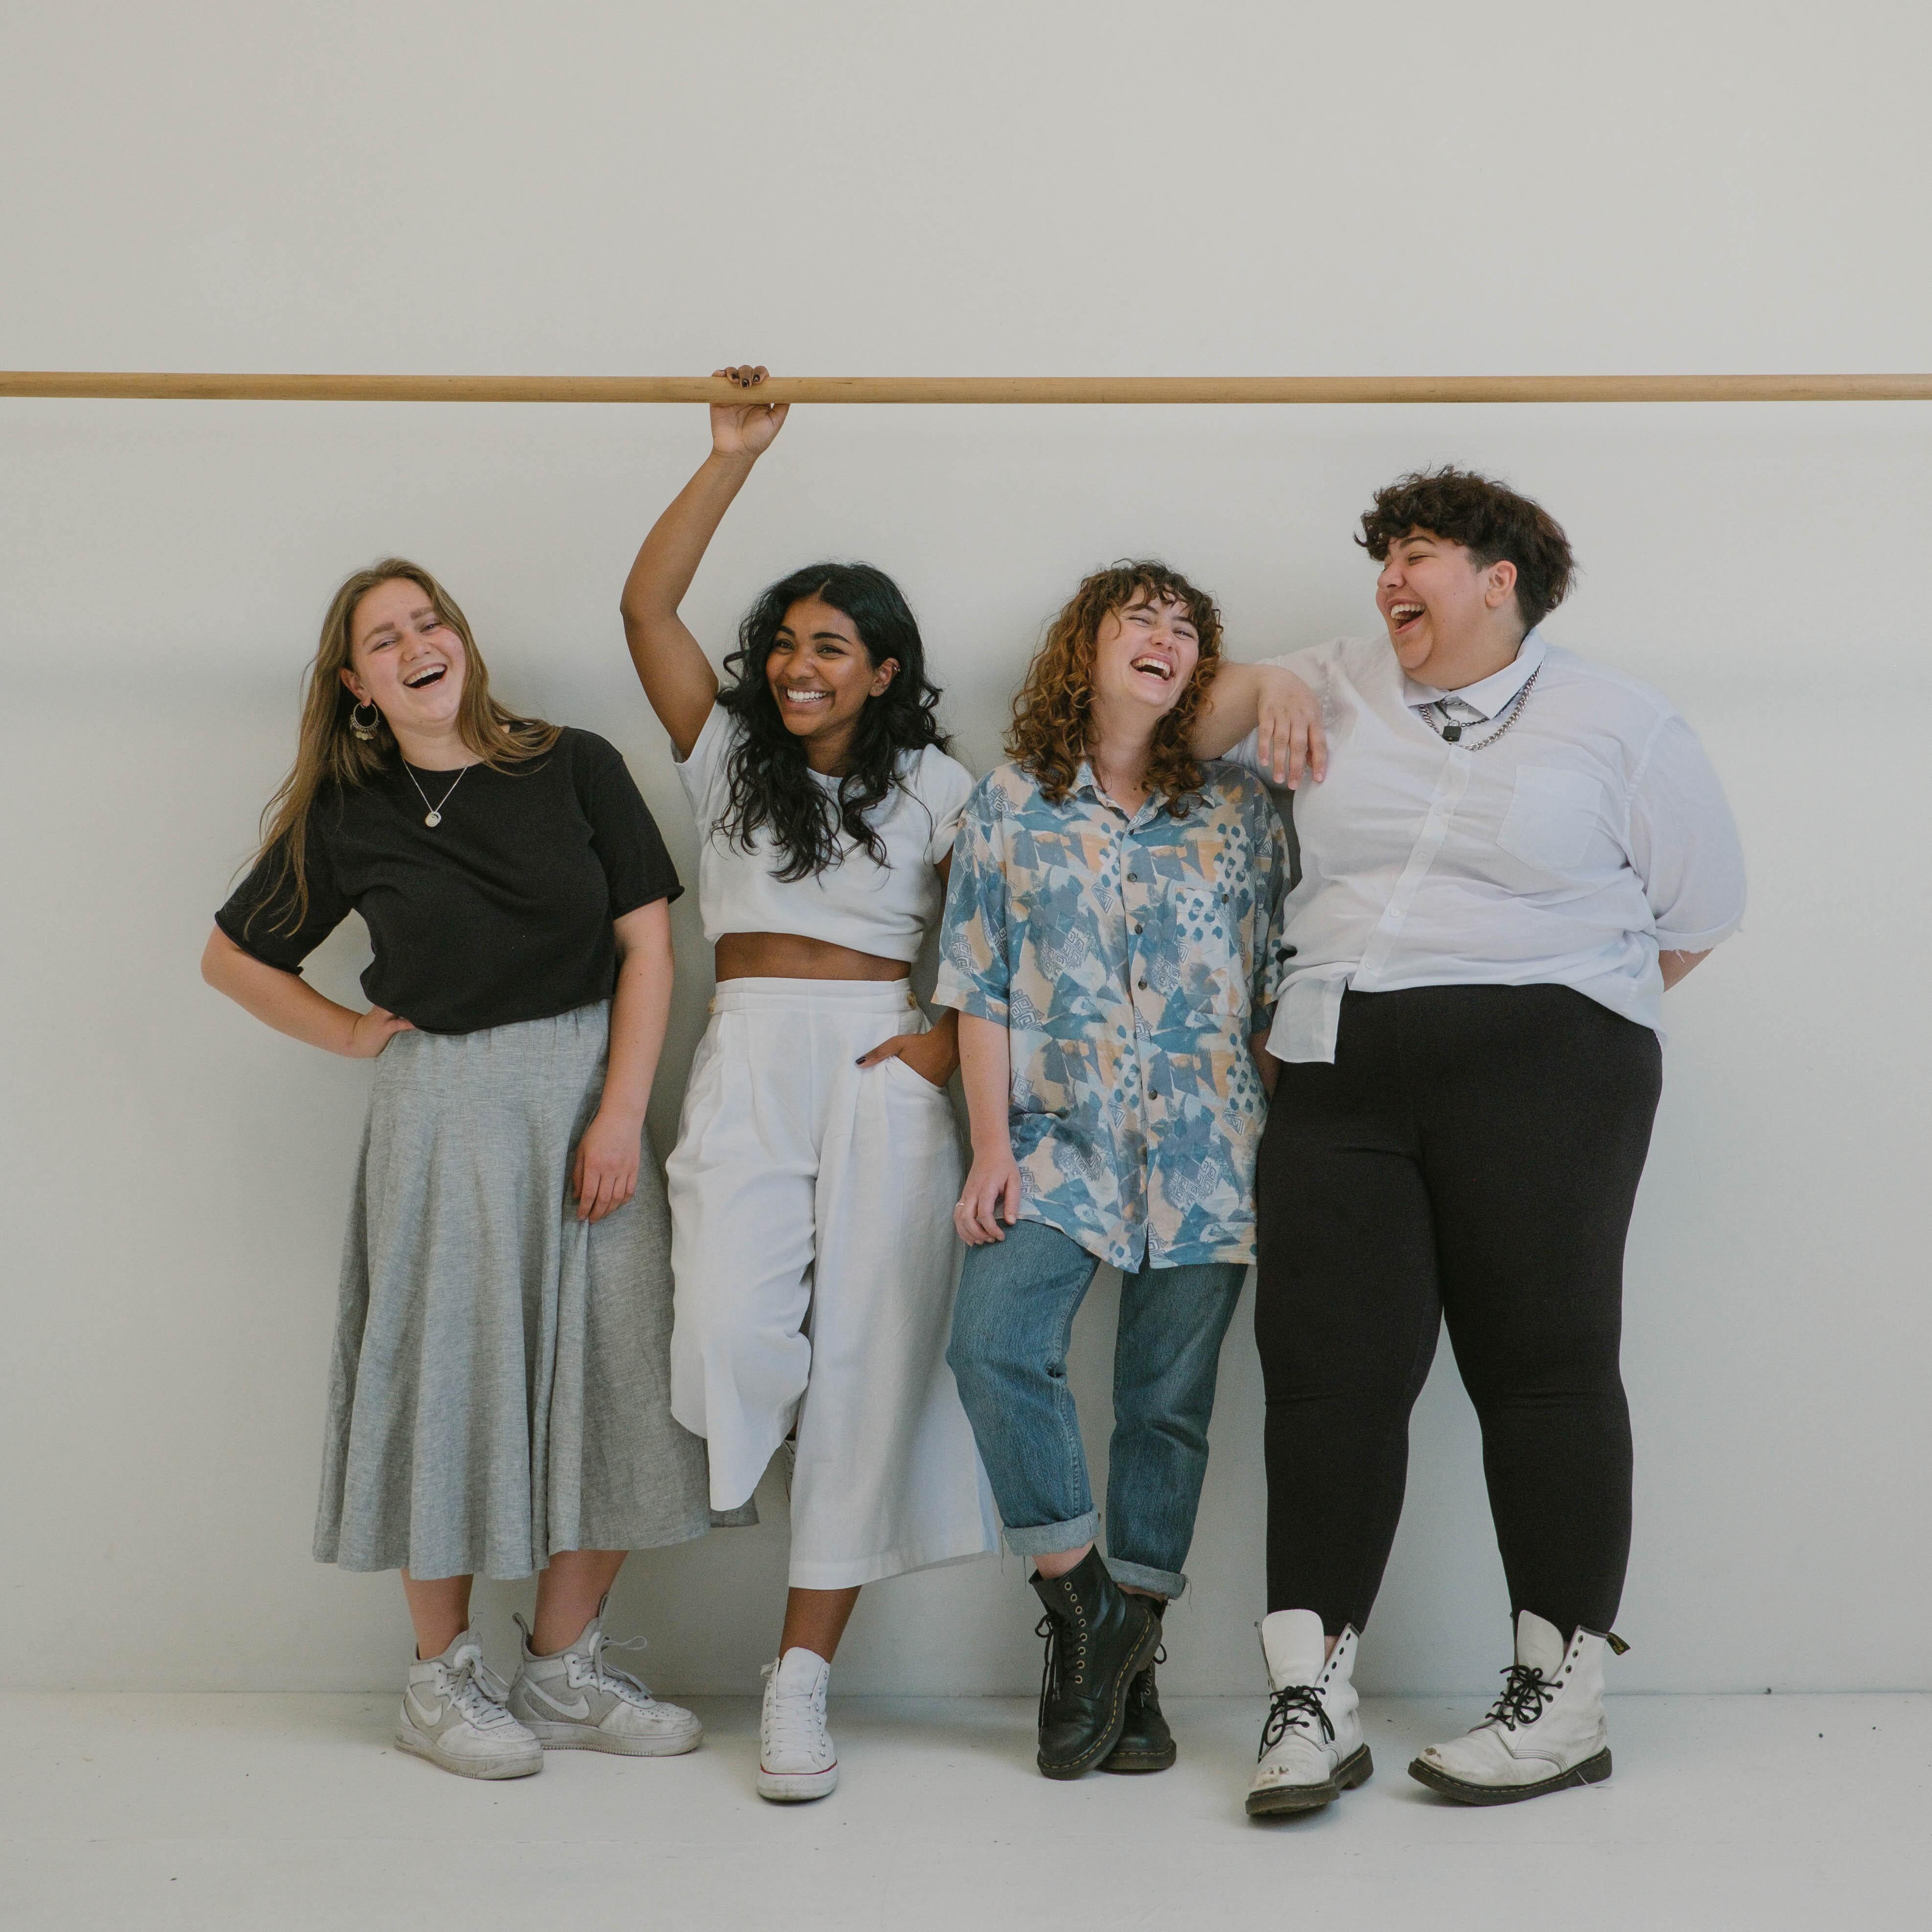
xmin=1229 ymin=628 xmax=1746 ymax=1063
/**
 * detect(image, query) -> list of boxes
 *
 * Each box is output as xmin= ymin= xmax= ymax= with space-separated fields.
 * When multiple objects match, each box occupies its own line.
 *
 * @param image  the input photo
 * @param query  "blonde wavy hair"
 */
xmin=242 ymin=559 xmax=560 ymax=936
xmin=1006 ymin=562 xmax=1223 ymax=812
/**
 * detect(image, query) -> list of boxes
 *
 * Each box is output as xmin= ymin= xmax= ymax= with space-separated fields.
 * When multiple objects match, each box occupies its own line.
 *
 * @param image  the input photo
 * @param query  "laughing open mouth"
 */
xmin=1389 ymin=603 xmax=1424 ymax=633
xmin=1130 ymin=654 xmax=1175 ymax=682
xmin=402 ymin=664 xmax=447 ymax=689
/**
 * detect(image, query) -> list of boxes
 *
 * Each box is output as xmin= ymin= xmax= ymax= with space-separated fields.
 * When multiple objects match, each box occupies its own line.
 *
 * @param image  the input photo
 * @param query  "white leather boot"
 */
xmin=1408 ymin=1610 xmax=1624 ymax=1805
xmin=1245 ymin=1609 xmax=1372 ymax=1817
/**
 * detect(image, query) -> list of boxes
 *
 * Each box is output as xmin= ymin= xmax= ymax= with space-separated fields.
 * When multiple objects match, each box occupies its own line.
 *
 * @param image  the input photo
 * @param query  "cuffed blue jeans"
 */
xmin=947 ymin=1218 xmax=1248 ymax=1599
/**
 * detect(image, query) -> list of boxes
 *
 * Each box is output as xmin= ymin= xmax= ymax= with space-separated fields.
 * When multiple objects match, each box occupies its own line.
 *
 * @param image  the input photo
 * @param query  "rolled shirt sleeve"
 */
xmin=932 ymin=782 xmax=1012 ymax=1023
xmin=1626 ymin=713 xmax=1747 ymax=951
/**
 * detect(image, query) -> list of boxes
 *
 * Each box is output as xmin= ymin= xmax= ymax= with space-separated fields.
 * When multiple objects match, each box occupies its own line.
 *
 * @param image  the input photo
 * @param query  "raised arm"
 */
xmin=1193 ymin=660 xmax=1328 ymax=789
xmin=619 ymin=364 xmax=789 ymax=760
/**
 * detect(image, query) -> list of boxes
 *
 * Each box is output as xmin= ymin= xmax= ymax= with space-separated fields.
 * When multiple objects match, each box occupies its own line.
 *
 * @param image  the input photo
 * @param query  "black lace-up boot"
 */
xmin=1029 ymin=1549 xmax=1161 ymax=1780
xmin=1100 ymin=1603 xmax=1176 ymax=1773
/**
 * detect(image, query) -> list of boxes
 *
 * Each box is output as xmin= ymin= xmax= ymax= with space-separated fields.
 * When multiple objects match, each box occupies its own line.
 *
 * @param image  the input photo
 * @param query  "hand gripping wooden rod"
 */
xmin=2 ymin=373 xmax=1931 ymax=404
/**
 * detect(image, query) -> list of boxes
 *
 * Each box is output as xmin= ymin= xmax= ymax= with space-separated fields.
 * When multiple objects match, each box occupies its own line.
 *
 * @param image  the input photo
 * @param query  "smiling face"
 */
xmin=764 ymin=594 xmax=897 ymax=762
xmin=339 ymin=577 xmax=467 ymax=742
xmin=1375 ymin=529 xmax=1523 ymax=686
xmin=1091 ymin=593 xmax=1201 ymax=722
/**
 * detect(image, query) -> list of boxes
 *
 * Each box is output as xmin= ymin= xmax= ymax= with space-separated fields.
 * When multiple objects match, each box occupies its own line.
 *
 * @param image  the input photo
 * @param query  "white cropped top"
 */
xmin=674 ymin=703 xmax=976 ymax=961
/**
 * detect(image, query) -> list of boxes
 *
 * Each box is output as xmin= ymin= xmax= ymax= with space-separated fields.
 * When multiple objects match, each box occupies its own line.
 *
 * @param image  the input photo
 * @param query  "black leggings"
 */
xmin=1255 ymin=984 xmax=1663 ymax=1637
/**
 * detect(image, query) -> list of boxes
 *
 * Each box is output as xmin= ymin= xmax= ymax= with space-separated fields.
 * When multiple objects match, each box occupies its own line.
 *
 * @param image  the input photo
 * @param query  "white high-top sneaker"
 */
xmin=395 ymin=1630 xmax=543 ymax=1780
xmin=506 ymin=1613 xmax=704 ymax=1757
xmin=758 ymin=1647 xmax=838 ymax=1802
xmin=1408 ymin=1610 xmax=1624 ymax=1805
xmin=1245 ymin=1610 xmax=1372 ymax=1817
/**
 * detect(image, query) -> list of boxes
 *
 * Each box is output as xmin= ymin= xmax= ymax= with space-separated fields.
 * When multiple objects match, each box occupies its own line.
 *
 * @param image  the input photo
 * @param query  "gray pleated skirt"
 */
xmin=313 ymin=1001 xmax=719 ymax=1580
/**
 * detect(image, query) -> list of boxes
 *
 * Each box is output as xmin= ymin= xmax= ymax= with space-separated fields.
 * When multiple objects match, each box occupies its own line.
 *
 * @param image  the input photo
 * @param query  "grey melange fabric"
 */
xmin=314 ymin=1001 xmax=736 ymax=1580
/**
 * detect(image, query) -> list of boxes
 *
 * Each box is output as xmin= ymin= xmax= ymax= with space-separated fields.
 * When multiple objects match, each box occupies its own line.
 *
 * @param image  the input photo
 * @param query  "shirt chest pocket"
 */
xmin=1494 ymin=765 xmax=1606 ymax=873
xmin=1145 ymin=878 xmax=1248 ymax=1015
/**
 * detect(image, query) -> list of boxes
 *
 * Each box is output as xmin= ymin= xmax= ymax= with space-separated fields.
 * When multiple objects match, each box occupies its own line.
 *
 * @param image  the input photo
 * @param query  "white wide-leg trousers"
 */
xmin=667 ymin=977 xmax=998 ymax=1589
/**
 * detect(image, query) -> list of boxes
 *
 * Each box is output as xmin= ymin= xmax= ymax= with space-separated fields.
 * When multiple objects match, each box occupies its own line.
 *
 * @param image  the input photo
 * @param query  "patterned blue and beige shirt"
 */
xmin=934 ymin=759 xmax=1292 ymax=1272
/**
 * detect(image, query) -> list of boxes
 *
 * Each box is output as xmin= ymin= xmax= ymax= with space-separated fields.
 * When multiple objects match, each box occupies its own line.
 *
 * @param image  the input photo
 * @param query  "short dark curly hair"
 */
xmin=1357 ymin=467 xmax=1575 ymax=631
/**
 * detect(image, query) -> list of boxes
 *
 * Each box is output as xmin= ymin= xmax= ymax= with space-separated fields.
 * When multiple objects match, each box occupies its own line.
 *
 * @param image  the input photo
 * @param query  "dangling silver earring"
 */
xmin=349 ymin=701 xmax=381 ymax=742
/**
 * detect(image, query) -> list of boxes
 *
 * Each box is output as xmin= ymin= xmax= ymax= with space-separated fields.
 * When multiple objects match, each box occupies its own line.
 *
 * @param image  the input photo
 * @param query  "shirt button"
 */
xmin=1138 ymin=978 xmax=1148 ymax=990
xmin=1134 ymin=923 xmax=1144 ymax=935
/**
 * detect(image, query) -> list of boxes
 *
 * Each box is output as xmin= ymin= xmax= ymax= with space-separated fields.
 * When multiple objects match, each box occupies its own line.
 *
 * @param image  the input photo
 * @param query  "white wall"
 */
xmin=3 ymin=1 xmax=1928 ymax=1697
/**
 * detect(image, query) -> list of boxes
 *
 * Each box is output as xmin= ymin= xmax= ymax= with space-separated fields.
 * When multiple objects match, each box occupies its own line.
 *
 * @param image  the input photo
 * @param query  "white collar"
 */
xmin=1404 ymin=627 xmax=1547 ymax=721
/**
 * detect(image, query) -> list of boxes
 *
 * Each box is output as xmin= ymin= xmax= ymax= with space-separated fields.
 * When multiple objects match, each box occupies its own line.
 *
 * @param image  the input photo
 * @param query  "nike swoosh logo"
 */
xmin=406 ymin=1689 xmax=443 ymax=1726
xmin=523 ymin=1681 xmax=592 ymax=1720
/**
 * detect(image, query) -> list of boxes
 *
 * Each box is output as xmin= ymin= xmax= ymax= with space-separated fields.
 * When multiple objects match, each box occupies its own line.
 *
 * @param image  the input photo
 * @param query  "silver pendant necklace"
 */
xmin=402 ymin=760 xmax=474 ymax=827
xmin=1424 ymin=664 xmax=1541 ymax=752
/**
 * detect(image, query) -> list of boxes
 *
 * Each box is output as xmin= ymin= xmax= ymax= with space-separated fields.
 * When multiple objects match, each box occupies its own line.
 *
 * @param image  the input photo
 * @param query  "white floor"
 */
xmin=3 ymin=1691 xmax=1928 ymax=1931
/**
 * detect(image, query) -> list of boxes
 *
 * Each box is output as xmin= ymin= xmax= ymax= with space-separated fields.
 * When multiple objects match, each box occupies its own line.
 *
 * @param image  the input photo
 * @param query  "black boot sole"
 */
xmin=1406 ymin=1746 xmax=1612 ymax=1806
xmin=1098 ymin=1738 xmax=1178 ymax=1774
xmin=1245 ymin=1743 xmax=1373 ymax=1816
xmin=1036 ymin=1611 xmax=1164 ymax=1781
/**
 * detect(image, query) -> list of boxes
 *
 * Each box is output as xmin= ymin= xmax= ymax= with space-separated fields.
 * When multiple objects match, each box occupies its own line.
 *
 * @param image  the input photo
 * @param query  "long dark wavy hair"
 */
xmin=714 ymin=562 xmax=947 ymax=881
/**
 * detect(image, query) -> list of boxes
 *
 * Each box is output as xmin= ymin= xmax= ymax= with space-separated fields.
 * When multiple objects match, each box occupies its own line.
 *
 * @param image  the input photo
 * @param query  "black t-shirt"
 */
xmin=216 ymin=727 xmax=681 ymax=1035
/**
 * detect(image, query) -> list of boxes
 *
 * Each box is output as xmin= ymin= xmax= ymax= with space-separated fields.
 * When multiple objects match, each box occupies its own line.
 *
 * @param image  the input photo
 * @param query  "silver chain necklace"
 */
xmin=402 ymin=760 xmax=474 ymax=827
xmin=1422 ymin=664 xmax=1541 ymax=752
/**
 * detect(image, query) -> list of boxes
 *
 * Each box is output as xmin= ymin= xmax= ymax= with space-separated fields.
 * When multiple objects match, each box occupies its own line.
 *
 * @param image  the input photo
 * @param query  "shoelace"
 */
xmin=1034 ymin=1612 xmax=1067 ymax=1722
xmin=760 ymin=1661 xmax=829 ymax=1758
xmin=1257 ymin=1683 xmax=1336 ymax=1759
xmin=1126 ymin=1642 xmax=1167 ymax=1708
xmin=1484 ymin=1662 xmax=1559 ymax=1731
xmin=572 ymin=1629 xmax=658 ymax=1708
xmin=439 ymin=1645 xmax=518 ymax=1729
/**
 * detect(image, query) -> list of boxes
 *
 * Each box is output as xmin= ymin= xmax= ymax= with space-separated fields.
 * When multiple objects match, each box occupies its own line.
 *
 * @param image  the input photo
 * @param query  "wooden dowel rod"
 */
xmin=2 ymin=372 xmax=1931 ymax=405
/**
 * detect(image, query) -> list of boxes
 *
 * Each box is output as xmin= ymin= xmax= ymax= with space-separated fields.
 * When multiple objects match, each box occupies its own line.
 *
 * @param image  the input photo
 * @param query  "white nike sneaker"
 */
xmin=1246 ymin=1610 xmax=1372 ymax=1816
xmin=758 ymin=1647 xmax=838 ymax=1802
xmin=1408 ymin=1610 xmax=1624 ymax=1805
xmin=506 ymin=1613 xmax=703 ymax=1757
xmin=395 ymin=1629 xmax=543 ymax=1780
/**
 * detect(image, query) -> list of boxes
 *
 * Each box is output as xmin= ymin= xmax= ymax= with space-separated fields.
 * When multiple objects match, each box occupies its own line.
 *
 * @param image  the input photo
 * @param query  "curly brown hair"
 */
xmin=1007 ymin=561 xmax=1222 ymax=814
xmin=1357 ymin=467 xmax=1576 ymax=630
